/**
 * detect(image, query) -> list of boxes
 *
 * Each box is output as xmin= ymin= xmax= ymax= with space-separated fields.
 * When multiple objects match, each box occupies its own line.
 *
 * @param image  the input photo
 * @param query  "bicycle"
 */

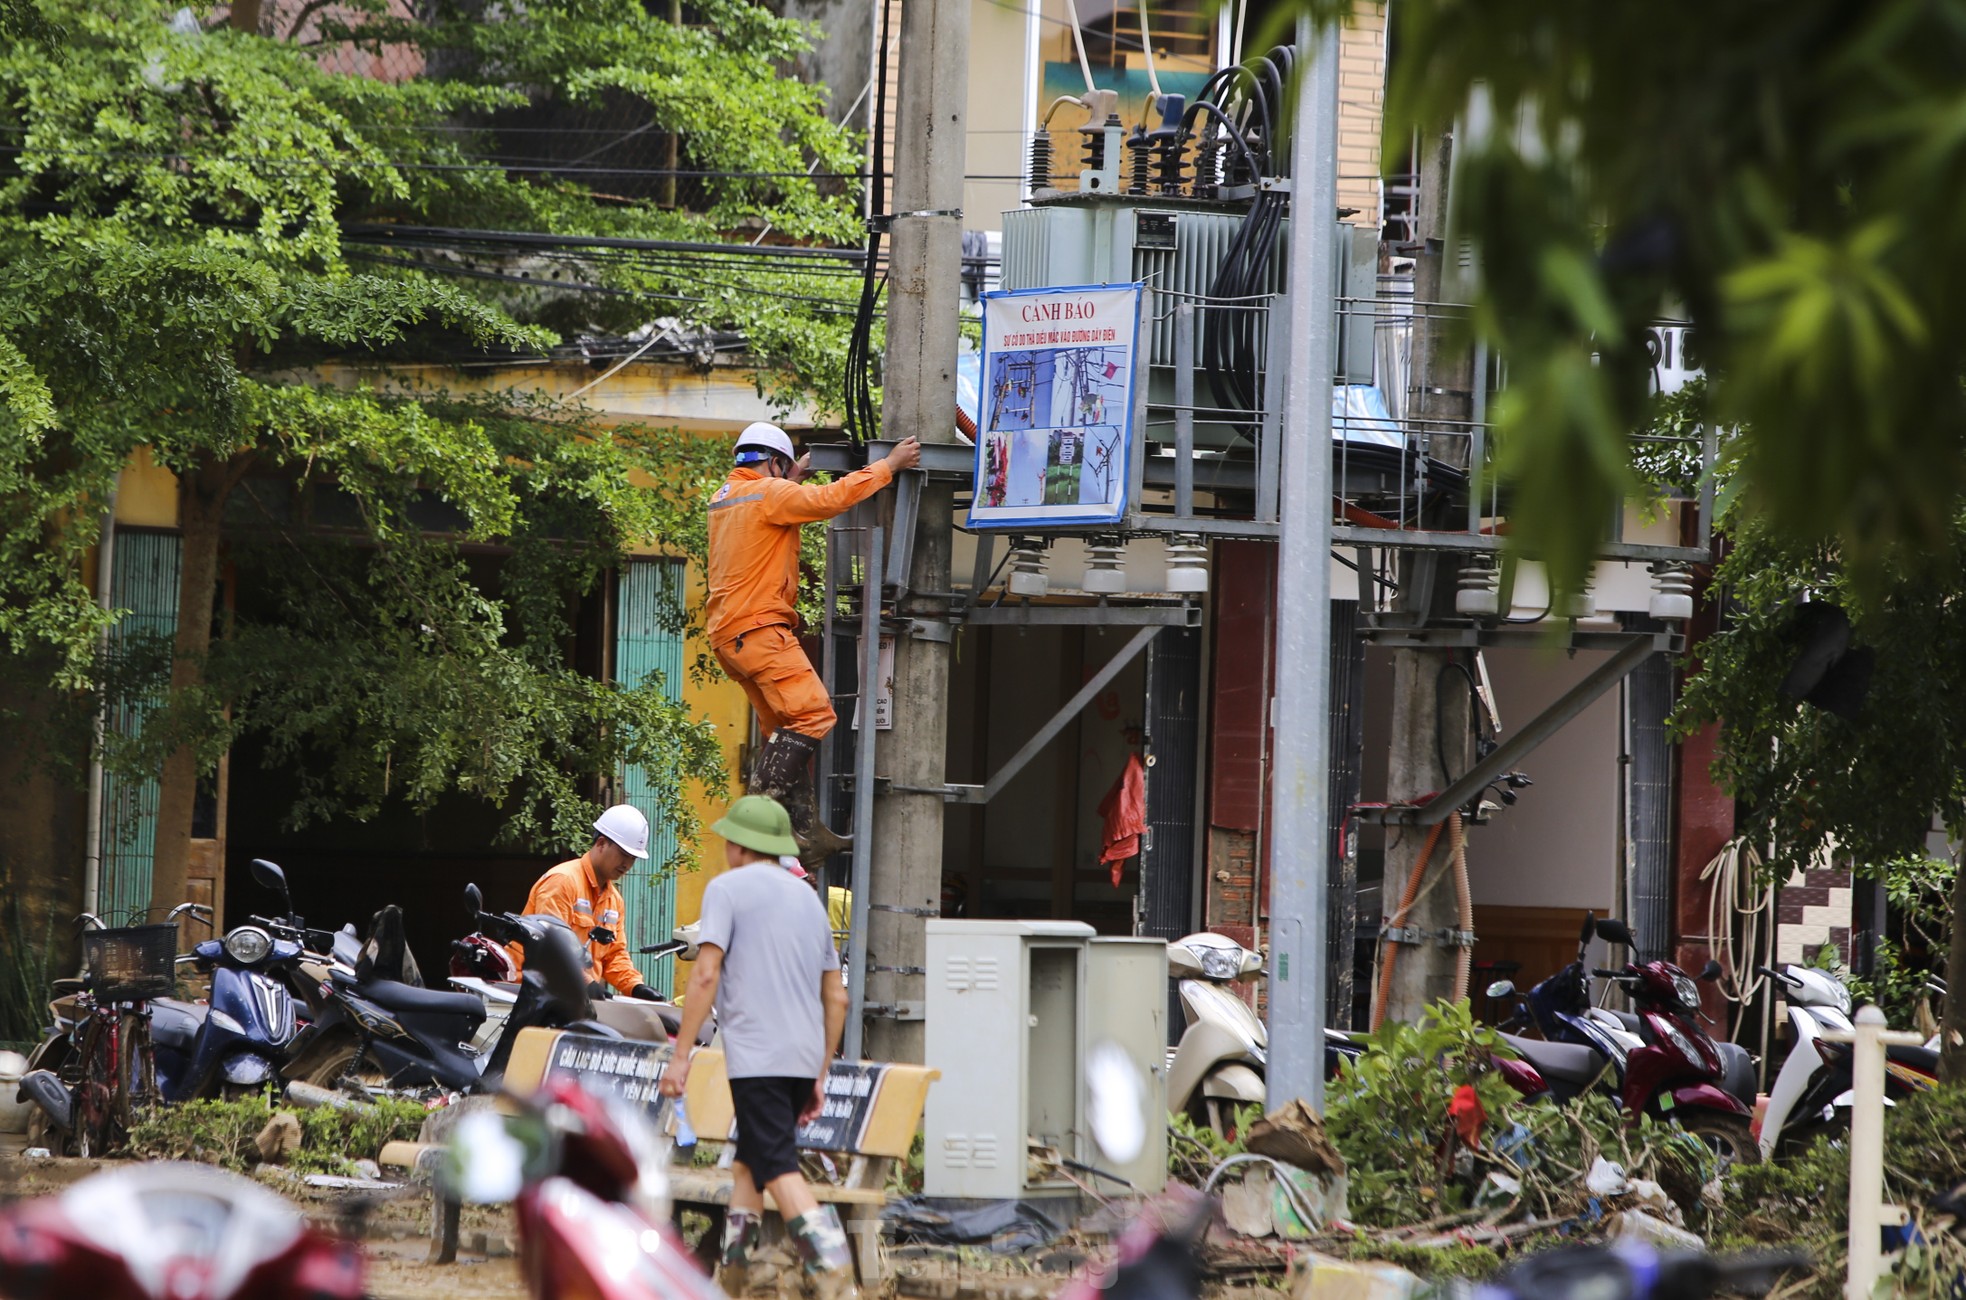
xmin=62 ymin=909 xmax=186 ymax=1156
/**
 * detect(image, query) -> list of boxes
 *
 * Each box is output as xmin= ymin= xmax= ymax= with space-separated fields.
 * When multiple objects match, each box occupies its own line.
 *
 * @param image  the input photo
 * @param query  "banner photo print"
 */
xmin=969 ymin=284 xmax=1142 ymax=530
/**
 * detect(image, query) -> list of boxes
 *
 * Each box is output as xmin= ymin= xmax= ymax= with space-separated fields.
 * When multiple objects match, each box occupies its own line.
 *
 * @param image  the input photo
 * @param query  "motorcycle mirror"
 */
xmin=1595 ymin=918 xmax=1636 ymax=946
xmin=1700 ymin=959 xmax=1724 ymax=982
xmin=250 ymin=858 xmax=294 ymax=917
xmin=464 ymin=883 xmax=484 ymax=920
xmin=1486 ymin=979 xmax=1517 ymax=999
xmin=1578 ymin=910 xmax=1596 ymax=944
xmin=250 ymin=858 xmax=287 ymax=894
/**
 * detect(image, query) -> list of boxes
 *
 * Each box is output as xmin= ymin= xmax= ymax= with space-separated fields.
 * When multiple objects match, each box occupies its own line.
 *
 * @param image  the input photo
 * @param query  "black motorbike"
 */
xmin=285 ymin=883 xmax=615 ymax=1094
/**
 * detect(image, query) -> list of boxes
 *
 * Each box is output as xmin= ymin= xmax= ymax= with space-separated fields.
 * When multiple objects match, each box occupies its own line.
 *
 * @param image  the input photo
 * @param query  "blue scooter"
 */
xmin=150 ymin=860 xmax=310 ymax=1100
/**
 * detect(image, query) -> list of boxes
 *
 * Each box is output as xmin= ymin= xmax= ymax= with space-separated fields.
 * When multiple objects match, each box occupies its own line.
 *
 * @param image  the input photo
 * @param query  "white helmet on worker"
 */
xmin=593 ymin=803 xmax=651 ymax=859
xmin=734 ymin=421 xmax=797 ymax=463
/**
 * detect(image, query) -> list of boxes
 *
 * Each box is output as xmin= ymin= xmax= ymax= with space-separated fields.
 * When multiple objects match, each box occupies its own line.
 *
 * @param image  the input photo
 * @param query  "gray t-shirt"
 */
xmin=697 ymin=862 xmax=841 ymax=1079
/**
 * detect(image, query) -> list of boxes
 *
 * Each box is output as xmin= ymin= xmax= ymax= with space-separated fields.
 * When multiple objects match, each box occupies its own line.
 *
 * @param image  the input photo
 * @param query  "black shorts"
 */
xmin=728 ymin=1076 xmax=815 ymax=1185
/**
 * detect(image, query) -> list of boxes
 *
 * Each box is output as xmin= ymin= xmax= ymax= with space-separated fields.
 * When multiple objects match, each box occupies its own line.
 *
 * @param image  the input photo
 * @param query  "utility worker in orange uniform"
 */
xmin=510 ymin=803 xmax=662 ymax=1001
xmin=708 ymin=422 xmax=920 ymax=867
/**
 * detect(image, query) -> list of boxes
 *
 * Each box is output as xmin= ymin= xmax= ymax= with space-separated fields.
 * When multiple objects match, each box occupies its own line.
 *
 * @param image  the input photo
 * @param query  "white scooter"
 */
xmin=1755 ymin=962 xmax=1939 ymax=1160
xmin=1166 ymin=932 xmax=1271 ymax=1135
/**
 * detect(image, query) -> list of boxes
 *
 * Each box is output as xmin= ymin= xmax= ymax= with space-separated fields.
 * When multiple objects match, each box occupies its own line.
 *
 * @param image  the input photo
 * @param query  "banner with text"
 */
xmin=969 ymin=284 xmax=1142 ymax=530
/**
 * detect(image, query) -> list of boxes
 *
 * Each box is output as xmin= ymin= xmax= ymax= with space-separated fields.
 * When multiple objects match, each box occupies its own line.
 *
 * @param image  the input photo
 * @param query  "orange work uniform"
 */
xmin=706 ymin=460 xmax=896 ymax=739
xmin=507 ymin=853 xmax=644 ymax=997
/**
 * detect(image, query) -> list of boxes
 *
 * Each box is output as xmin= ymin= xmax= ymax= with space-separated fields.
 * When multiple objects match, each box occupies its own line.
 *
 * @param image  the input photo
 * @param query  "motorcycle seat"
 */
xmin=1500 ymin=1032 xmax=1605 ymax=1085
xmin=1717 ymin=1041 xmax=1756 ymax=1103
xmin=335 ymin=972 xmax=484 ymax=1019
xmin=149 ymin=997 xmax=207 ymax=1050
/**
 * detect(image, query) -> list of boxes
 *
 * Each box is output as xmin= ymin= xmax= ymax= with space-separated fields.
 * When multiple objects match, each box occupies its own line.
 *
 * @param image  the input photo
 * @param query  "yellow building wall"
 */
xmin=99 ymin=369 xmax=762 ymax=975
xmin=115 ymin=447 xmax=181 ymax=528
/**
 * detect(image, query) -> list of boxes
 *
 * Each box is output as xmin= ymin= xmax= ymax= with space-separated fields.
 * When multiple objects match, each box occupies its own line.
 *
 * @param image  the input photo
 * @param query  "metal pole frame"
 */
xmin=1264 ymin=16 xmax=1340 ymax=1112
xmin=844 ymin=528 xmax=884 ymax=1060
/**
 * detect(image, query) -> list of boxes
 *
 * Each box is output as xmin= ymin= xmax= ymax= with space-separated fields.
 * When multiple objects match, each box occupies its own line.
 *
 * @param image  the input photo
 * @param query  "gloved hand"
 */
xmin=631 ymin=983 xmax=661 ymax=1002
xmin=587 ymin=980 xmax=610 ymax=1000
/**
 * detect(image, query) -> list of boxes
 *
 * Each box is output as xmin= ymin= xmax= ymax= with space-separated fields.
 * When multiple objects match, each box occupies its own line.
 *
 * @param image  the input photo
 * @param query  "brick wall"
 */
xmin=1206 ymin=825 xmax=1259 ymax=952
xmin=1336 ymin=2 xmax=1386 ymax=228
xmin=1775 ymin=864 xmax=1855 ymax=966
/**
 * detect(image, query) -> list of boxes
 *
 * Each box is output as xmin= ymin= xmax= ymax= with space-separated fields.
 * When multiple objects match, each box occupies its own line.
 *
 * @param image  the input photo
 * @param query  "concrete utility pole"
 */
xmin=1264 ymin=16 xmax=1340 ymax=1112
xmin=1379 ymin=128 xmax=1477 ymax=1024
xmin=865 ymin=0 xmax=970 ymax=1064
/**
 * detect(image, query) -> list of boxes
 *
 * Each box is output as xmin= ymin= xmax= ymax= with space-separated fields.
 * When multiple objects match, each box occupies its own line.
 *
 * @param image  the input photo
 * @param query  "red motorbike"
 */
xmin=1590 ymin=919 xmax=1757 ymax=1163
xmin=0 ymin=1160 xmax=363 ymax=1300
xmin=444 ymin=1072 xmax=724 ymax=1300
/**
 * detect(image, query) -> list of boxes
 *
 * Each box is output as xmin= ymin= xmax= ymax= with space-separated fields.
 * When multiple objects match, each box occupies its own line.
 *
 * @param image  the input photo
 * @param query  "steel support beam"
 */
xmin=1356 ymin=632 xmax=1661 ymax=827
xmin=843 ymin=528 xmax=883 ymax=1060
xmin=957 ymin=624 xmax=1161 ymax=805
xmin=1265 ymin=15 xmax=1339 ymax=1113
xmin=963 ymin=602 xmax=1199 ymax=627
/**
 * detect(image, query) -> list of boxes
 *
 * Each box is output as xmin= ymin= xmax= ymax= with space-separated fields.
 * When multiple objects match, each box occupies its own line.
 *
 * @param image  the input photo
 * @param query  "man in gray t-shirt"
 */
xmin=661 ymin=795 xmax=855 ymax=1299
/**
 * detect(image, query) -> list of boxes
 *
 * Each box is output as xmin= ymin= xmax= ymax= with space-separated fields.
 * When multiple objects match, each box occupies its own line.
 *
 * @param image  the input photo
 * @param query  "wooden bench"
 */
xmin=656 ymin=1043 xmax=938 ymax=1283
xmin=389 ymin=1027 xmax=937 ymax=1283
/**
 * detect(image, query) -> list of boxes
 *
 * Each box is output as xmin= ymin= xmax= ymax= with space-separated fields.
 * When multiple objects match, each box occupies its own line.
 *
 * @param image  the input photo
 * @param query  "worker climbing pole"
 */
xmin=705 ymin=421 xmax=921 ymax=870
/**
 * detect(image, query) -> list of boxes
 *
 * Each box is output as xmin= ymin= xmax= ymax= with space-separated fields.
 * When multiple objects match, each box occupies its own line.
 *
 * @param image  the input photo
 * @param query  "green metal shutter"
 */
xmin=99 ymin=530 xmax=182 ymax=922
xmin=615 ymin=559 xmax=686 ymax=995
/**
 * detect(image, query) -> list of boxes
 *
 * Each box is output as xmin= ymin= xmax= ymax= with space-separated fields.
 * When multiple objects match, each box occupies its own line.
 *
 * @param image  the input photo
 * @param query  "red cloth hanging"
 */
xmin=1098 ymin=753 xmax=1148 ymax=887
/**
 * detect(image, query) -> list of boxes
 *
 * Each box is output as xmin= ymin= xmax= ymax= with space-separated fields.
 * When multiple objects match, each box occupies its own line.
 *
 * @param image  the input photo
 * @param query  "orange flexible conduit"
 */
xmin=1369 ymin=811 xmax=1469 ymax=1030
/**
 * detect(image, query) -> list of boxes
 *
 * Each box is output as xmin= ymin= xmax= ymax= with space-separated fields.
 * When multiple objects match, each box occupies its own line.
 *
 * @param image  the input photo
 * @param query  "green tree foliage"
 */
xmin=1303 ymin=0 xmax=1966 ymax=597
xmin=0 ymin=0 xmax=863 ymax=879
xmin=1673 ymin=509 xmax=1966 ymax=1067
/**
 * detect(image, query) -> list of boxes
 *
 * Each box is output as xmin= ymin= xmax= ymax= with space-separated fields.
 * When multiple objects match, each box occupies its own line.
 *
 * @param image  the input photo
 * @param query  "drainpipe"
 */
xmin=81 ymin=480 xmax=120 ymax=917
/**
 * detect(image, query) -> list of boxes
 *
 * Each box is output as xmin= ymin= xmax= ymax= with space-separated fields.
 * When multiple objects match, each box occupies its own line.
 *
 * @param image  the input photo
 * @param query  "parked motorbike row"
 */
xmin=15 ymin=859 xmax=707 ymax=1152
xmin=1163 ymin=911 xmax=1939 ymax=1169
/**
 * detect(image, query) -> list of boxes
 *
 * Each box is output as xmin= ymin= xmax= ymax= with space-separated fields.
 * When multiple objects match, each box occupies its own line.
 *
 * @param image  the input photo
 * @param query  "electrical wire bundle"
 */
xmin=840 ymin=0 xmax=896 ymax=446
xmin=1177 ymin=44 xmax=1296 ymax=440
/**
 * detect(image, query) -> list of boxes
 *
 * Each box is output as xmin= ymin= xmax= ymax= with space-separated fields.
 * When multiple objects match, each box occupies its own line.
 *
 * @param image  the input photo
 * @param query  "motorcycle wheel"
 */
xmin=69 ymin=1017 xmax=117 ymax=1158
xmin=1677 ymin=1113 xmax=1759 ymax=1170
xmin=297 ymin=1037 xmax=393 ymax=1094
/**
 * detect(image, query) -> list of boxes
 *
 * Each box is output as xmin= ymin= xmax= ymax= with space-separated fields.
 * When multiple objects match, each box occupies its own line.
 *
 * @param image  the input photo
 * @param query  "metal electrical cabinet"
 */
xmin=924 ymin=920 xmax=1091 ymax=1199
xmin=924 ymin=921 xmax=1168 ymax=1200
xmin=1085 ymin=936 xmax=1169 ymax=1193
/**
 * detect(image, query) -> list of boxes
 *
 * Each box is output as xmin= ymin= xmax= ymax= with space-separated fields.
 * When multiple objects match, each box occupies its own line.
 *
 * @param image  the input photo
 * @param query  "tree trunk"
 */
xmin=149 ymin=455 xmax=237 ymax=926
xmin=1943 ymin=856 xmax=1966 ymax=1081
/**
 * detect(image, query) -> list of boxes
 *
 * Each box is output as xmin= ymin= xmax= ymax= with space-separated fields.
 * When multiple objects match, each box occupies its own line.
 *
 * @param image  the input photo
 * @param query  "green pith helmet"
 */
xmin=713 ymin=795 xmax=800 ymax=858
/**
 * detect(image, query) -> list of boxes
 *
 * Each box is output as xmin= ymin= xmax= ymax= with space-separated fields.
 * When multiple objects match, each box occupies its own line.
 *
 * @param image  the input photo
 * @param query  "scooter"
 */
xmin=0 ymin=1159 xmax=364 ymax=1300
xmin=1489 ymin=915 xmax=1759 ymax=1163
xmin=1166 ymin=932 xmax=1542 ymax=1133
xmin=285 ymin=883 xmax=666 ymax=1094
xmin=146 ymin=865 xmax=325 ymax=1101
xmin=1754 ymin=962 xmax=1938 ymax=1160
xmin=1165 ymin=932 xmax=1272 ymax=1134
xmin=442 ymin=1071 xmax=724 ymax=1300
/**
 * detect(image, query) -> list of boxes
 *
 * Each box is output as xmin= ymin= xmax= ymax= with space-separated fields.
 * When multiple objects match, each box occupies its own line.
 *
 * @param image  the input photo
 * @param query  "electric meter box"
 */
xmin=924 ymin=920 xmax=1168 ymax=1200
xmin=925 ymin=920 xmax=1091 ymax=1200
xmin=1084 ymin=936 xmax=1169 ymax=1193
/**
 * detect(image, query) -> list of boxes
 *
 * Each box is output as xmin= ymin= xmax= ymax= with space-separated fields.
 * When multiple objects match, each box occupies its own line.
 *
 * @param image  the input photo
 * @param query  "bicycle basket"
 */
xmin=81 ymin=923 xmax=178 ymax=1001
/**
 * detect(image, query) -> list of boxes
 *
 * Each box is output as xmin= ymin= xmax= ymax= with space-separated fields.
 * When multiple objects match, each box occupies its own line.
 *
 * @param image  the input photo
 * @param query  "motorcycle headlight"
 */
xmin=1658 ymin=1017 xmax=1706 ymax=1072
xmin=1198 ymin=947 xmax=1240 ymax=980
xmin=223 ymin=926 xmax=273 ymax=966
xmin=1671 ymin=973 xmax=1701 ymax=1012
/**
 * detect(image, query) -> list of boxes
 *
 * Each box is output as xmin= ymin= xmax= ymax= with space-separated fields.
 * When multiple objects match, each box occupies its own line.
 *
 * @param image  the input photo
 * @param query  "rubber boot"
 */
xmin=748 ymin=730 xmax=852 ymax=869
xmin=787 ymin=1205 xmax=859 ymax=1300
xmin=718 ymin=1208 xmax=762 ymax=1298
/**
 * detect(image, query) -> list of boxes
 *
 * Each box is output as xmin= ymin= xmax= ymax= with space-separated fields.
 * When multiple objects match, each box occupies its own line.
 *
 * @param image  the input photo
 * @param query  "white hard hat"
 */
xmin=734 ymin=422 xmax=797 ymax=462
xmin=593 ymin=804 xmax=651 ymax=859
